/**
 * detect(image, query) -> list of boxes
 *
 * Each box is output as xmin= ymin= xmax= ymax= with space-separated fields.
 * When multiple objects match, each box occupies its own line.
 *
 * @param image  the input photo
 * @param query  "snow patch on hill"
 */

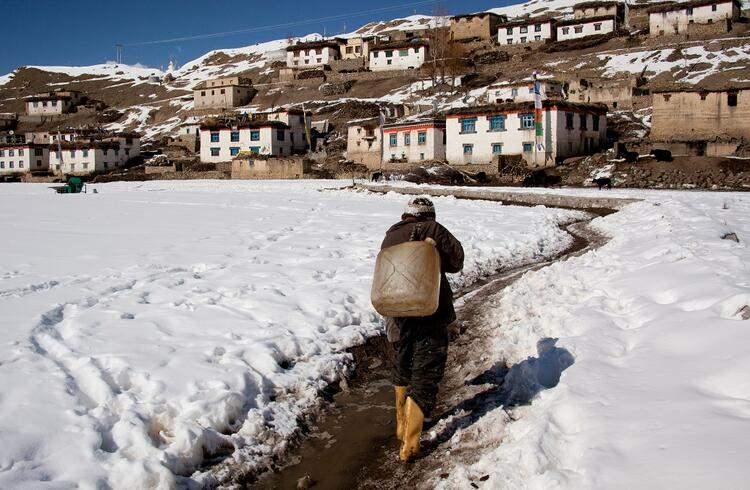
xmin=25 ymin=62 xmax=164 ymax=84
xmin=171 ymin=39 xmax=289 ymax=89
xmin=599 ymin=42 xmax=750 ymax=84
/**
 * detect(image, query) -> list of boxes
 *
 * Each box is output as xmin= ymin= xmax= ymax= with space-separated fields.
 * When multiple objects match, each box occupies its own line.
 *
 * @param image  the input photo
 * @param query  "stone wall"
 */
xmin=329 ymin=58 xmax=365 ymax=73
xmin=231 ymin=156 xmax=312 ymax=179
xmin=359 ymin=183 xmax=639 ymax=210
xmin=568 ymin=78 xmax=637 ymax=110
xmin=652 ymin=17 xmax=732 ymax=39
xmin=326 ymin=70 xmax=419 ymax=83
xmin=651 ymin=89 xmax=750 ymax=141
xmin=450 ymin=16 xmax=498 ymax=41
xmin=145 ymin=165 xmax=176 ymax=175
xmin=649 ymin=139 xmax=741 ymax=157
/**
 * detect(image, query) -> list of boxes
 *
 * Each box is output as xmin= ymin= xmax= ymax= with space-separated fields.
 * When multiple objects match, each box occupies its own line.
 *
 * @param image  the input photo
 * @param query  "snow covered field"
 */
xmin=0 ymin=181 xmax=581 ymax=489
xmin=398 ymin=186 xmax=750 ymax=489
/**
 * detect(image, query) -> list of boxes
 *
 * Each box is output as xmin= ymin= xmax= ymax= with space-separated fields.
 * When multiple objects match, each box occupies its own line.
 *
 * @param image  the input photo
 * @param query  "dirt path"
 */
xmin=253 ymin=218 xmax=609 ymax=490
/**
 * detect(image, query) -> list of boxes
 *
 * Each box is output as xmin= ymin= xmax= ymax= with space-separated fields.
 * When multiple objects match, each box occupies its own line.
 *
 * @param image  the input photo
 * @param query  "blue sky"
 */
xmin=1 ymin=0 xmax=516 ymax=75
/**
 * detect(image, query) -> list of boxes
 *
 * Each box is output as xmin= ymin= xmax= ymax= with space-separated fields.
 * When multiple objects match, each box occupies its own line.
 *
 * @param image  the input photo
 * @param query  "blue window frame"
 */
xmin=489 ymin=115 xmax=506 ymax=131
xmin=522 ymin=142 xmax=534 ymax=152
xmin=417 ymin=131 xmax=427 ymax=144
xmin=230 ymin=131 xmax=240 ymax=142
xmin=389 ymin=134 xmax=397 ymax=147
xmin=210 ymin=148 xmax=220 ymax=156
xmin=250 ymin=130 xmax=260 ymax=141
xmin=463 ymin=144 xmax=473 ymax=155
xmin=460 ymin=118 xmax=477 ymax=134
xmin=492 ymin=143 xmax=503 ymax=155
xmin=520 ymin=113 xmax=535 ymax=129
xmin=210 ymin=132 xmax=220 ymax=142
xmin=404 ymin=133 xmax=411 ymax=145
xmin=230 ymin=147 xmax=240 ymax=156
xmin=249 ymin=146 xmax=261 ymax=154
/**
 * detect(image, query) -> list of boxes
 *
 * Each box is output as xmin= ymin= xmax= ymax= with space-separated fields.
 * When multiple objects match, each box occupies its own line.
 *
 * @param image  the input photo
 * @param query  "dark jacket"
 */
xmin=381 ymin=216 xmax=465 ymax=328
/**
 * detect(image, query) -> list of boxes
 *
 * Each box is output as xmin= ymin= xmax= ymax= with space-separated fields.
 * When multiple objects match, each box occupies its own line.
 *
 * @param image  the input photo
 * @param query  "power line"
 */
xmin=124 ymin=0 xmax=439 ymax=47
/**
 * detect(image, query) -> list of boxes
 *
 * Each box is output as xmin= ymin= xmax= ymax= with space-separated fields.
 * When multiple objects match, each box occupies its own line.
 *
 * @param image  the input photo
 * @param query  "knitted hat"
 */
xmin=403 ymin=196 xmax=436 ymax=219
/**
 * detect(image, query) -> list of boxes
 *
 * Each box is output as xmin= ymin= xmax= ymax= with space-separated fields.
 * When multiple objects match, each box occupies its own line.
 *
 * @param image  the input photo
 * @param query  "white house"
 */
xmin=369 ymin=41 xmax=429 ymax=72
xmin=497 ymin=17 xmax=557 ymax=45
xmin=49 ymin=142 xmax=129 ymax=175
xmin=383 ymin=119 xmax=446 ymax=163
xmin=648 ymin=0 xmax=741 ymax=36
xmin=346 ymin=122 xmax=382 ymax=169
xmin=574 ymin=1 xmax=628 ymax=25
xmin=0 ymin=144 xmax=49 ymax=174
xmin=199 ymin=120 xmax=294 ymax=163
xmin=265 ymin=109 xmax=312 ymax=153
xmin=48 ymin=131 xmax=141 ymax=161
xmin=445 ymin=101 xmax=607 ymax=168
xmin=25 ymin=90 xmax=83 ymax=116
xmin=286 ymin=39 xmax=341 ymax=68
xmin=487 ymin=79 xmax=566 ymax=104
xmin=557 ymin=16 xmax=617 ymax=41
xmin=338 ymin=36 xmax=374 ymax=60
xmin=101 ymin=133 xmax=141 ymax=161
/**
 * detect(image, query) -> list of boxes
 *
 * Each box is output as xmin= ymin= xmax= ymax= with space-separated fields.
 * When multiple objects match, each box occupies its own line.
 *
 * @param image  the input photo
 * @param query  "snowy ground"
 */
xmin=0 ymin=180 xmax=582 ymax=489
xmin=381 ymin=185 xmax=750 ymax=489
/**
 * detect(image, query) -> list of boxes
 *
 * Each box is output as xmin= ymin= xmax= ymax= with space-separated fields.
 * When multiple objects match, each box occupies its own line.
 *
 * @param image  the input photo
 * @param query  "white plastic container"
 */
xmin=371 ymin=238 xmax=441 ymax=317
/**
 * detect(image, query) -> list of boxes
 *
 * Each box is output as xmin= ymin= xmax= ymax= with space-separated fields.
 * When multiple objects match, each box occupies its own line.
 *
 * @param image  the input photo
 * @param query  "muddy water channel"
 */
xmin=254 ymin=212 xmax=611 ymax=490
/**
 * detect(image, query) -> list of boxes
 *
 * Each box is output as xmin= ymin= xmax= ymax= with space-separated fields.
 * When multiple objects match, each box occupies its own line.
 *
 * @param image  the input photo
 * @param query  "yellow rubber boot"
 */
xmin=395 ymin=386 xmax=408 ymax=442
xmin=399 ymin=396 xmax=424 ymax=462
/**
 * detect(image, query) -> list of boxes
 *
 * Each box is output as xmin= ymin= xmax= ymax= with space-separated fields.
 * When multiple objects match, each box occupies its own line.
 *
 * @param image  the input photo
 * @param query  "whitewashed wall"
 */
xmin=200 ymin=127 xmax=292 ymax=163
xmin=369 ymin=46 xmax=427 ymax=71
xmin=498 ymin=21 xmax=554 ymax=45
xmin=557 ymin=18 xmax=615 ymax=40
xmin=384 ymin=125 xmax=445 ymax=162
xmin=0 ymin=146 xmax=49 ymax=173
xmin=286 ymin=47 xmax=339 ymax=68
xmin=649 ymin=1 xmax=737 ymax=36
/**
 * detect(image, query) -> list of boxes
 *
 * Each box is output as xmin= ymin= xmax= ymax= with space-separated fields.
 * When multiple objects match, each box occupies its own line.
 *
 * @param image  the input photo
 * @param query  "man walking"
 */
xmin=381 ymin=197 xmax=464 ymax=462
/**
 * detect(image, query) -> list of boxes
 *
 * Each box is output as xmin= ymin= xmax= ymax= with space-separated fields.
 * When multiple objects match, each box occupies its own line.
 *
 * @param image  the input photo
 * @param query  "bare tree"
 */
xmin=427 ymin=4 xmax=451 ymax=86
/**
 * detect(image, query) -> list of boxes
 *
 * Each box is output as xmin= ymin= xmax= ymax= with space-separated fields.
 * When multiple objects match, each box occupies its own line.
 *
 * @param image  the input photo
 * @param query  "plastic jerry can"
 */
xmin=371 ymin=238 xmax=441 ymax=317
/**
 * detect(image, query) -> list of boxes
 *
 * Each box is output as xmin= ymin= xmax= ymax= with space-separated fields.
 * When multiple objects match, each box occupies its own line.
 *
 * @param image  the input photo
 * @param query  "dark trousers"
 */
xmin=391 ymin=321 xmax=449 ymax=417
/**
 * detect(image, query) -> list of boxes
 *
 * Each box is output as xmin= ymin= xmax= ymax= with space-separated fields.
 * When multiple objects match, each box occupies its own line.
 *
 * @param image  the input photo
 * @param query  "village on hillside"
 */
xmin=1 ymin=0 xmax=749 ymax=189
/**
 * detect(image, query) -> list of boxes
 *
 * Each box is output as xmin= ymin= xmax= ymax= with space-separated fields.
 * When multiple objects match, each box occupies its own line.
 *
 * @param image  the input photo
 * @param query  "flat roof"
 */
xmin=382 ymin=118 xmax=446 ymax=129
xmin=445 ymin=100 xmax=608 ymax=116
xmin=370 ymin=39 xmax=429 ymax=51
xmin=647 ymin=0 xmax=741 ymax=14
xmin=556 ymin=15 xmax=618 ymax=27
xmin=451 ymin=12 xmax=506 ymax=21
xmin=200 ymin=120 xmax=290 ymax=131
xmin=574 ymin=1 xmax=623 ymax=10
xmin=496 ymin=16 xmax=557 ymax=28
xmin=287 ymin=39 xmax=342 ymax=52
